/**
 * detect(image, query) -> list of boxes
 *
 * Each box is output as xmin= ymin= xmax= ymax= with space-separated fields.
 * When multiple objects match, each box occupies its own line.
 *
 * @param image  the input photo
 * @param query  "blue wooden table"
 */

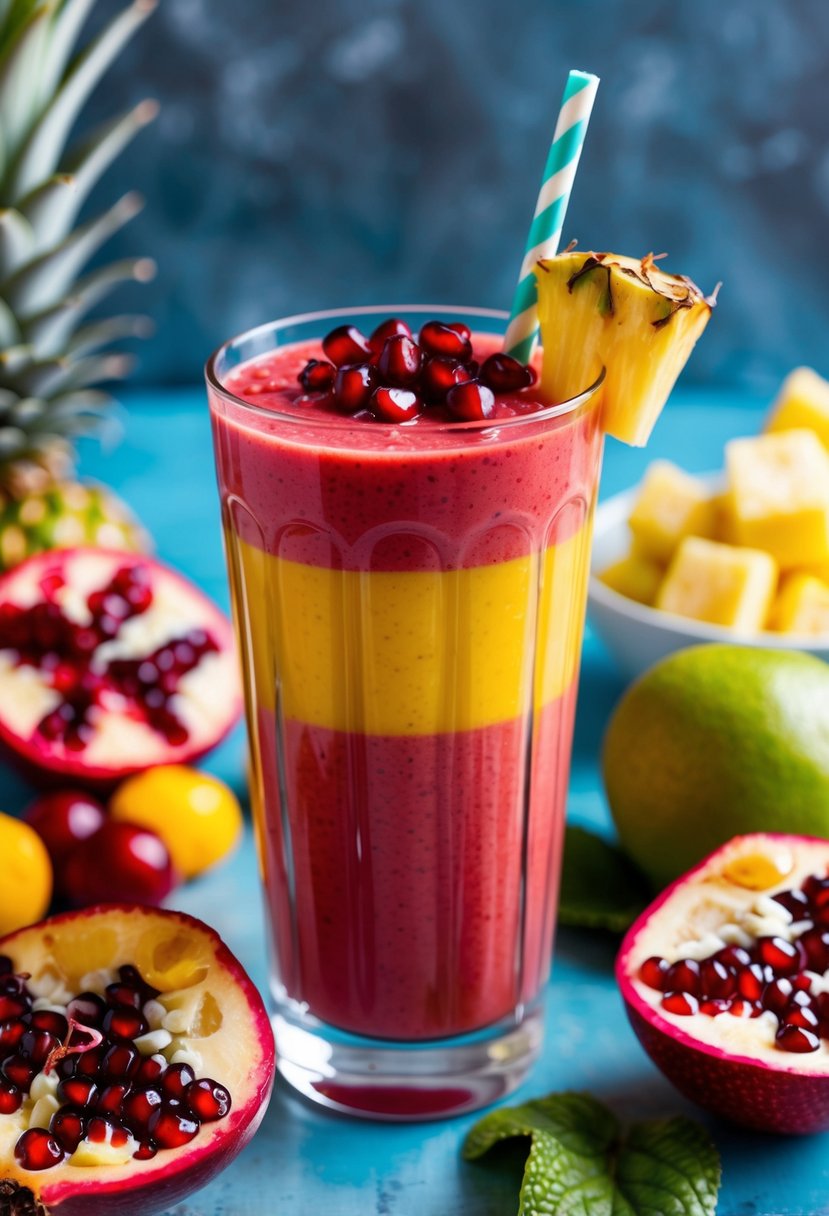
xmin=5 ymin=386 xmax=829 ymax=1215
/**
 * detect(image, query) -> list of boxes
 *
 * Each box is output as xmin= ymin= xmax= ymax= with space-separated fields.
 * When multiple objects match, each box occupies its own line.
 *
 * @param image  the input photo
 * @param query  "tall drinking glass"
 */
xmin=206 ymin=307 xmax=604 ymax=1119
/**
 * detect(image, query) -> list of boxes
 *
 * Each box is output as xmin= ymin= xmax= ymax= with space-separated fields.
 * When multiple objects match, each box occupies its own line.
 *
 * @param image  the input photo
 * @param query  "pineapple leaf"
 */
xmin=0 ymin=207 xmax=34 ymax=276
xmin=37 ymin=0 xmax=96 ymax=108
xmin=60 ymin=97 xmax=157 ymax=231
xmin=0 ymin=352 xmax=66 ymax=394
xmin=21 ymin=255 xmax=155 ymax=353
xmin=8 ymin=0 xmax=156 ymax=200
xmin=0 ymin=293 xmax=19 ymax=346
xmin=0 ymin=0 xmax=48 ymax=61
xmin=64 ymin=313 xmax=152 ymax=356
xmin=0 ymin=424 xmax=28 ymax=453
xmin=40 ymin=348 xmax=134 ymax=393
xmin=0 ymin=3 xmax=50 ymax=161
xmin=16 ymin=171 xmax=76 ymax=251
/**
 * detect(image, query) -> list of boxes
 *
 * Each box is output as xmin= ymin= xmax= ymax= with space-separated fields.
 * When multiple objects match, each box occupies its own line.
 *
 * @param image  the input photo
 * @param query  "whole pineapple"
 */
xmin=0 ymin=0 xmax=156 ymax=570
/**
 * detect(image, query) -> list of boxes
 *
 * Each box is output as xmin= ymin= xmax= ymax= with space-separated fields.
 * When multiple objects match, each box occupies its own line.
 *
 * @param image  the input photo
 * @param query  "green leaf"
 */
xmin=463 ymin=1092 xmax=721 ymax=1216
xmin=558 ymin=826 xmax=650 ymax=933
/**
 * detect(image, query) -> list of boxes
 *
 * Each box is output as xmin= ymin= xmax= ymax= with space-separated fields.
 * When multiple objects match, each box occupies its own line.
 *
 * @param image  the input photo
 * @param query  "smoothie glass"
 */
xmin=206 ymin=307 xmax=605 ymax=1119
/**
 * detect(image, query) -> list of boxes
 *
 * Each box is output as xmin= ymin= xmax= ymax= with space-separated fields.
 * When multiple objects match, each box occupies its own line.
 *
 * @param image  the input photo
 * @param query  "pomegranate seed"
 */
xmin=101 ymin=1040 xmax=140 ymax=1081
xmin=375 ymin=335 xmax=422 ymax=386
xmin=134 ymin=1140 xmax=157 ymax=1160
xmin=368 ymin=317 xmax=412 ymax=352
xmin=714 ymin=945 xmax=752 ymax=969
xmin=136 ymin=1054 xmax=167 ymax=1087
xmin=638 ymin=956 xmax=670 ymax=991
xmin=185 ymin=1078 xmax=232 ymax=1121
xmin=148 ymin=1101 xmax=199 ymax=1149
xmin=14 ymin=1127 xmax=65 ymax=1171
xmin=57 ymin=1076 xmax=98 ymax=1107
xmin=2 ymin=1054 xmax=35 ymax=1090
xmin=322 ymin=325 xmax=372 ymax=367
xmin=105 ymin=982 xmax=144 ymax=1010
xmin=87 ymin=1114 xmax=131 ymax=1148
xmin=738 ymin=963 xmax=771 ymax=1002
xmin=758 ymin=936 xmax=804 ymax=976
xmin=370 ymin=386 xmax=422 ymax=423
xmin=419 ymin=321 xmax=472 ymax=360
xmin=776 ymin=1024 xmax=820 ymax=1053
xmin=20 ymin=1028 xmax=58 ymax=1066
xmin=661 ymin=991 xmax=699 ymax=1016
xmin=122 ymin=1087 xmax=163 ymax=1135
xmin=763 ymin=978 xmax=795 ymax=1015
xmin=30 ymin=1010 xmax=68 ymax=1040
xmin=66 ymin=993 xmax=106 ymax=1029
xmin=50 ymin=1109 xmax=86 ymax=1153
xmin=0 ymin=995 xmax=29 ymax=1021
xmin=73 ymin=1045 xmax=106 ymax=1079
xmin=699 ymin=998 xmax=732 ymax=1017
xmin=299 ymin=359 xmax=336 ymax=394
xmin=728 ymin=998 xmax=762 ymax=1018
xmin=97 ymin=1083 xmax=130 ymax=1116
xmin=0 ymin=1019 xmax=26 ymax=1055
xmin=333 ymin=364 xmax=375 ymax=413
xmin=103 ymin=1008 xmax=148 ymax=1040
xmin=773 ymin=888 xmax=811 ymax=918
xmin=803 ymin=874 xmax=829 ymax=903
xmin=0 ymin=1082 xmax=21 ymax=1113
xmin=446 ymin=381 xmax=495 ymax=422
xmin=161 ymin=1063 xmax=195 ymax=1100
xmin=699 ymin=958 xmax=737 ymax=999
xmin=480 ymin=352 xmax=536 ymax=393
xmin=785 ymin=1004 xmax=820 ymax=1031
xmin=665 ymin=959 xmax=701 ymax=996
xmin=420 ymin=356 xmax=473 ymax=402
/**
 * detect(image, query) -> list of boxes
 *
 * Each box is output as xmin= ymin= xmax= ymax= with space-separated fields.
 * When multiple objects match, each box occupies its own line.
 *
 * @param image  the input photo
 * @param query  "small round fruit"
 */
xmin=0 ymin=811 xmax=52 ymax=934
xmin=24 ymin=789 xmax=106 ymax=877
xmin=109 ymin=766 xmax=242 ymax=881
xmin=62 ymin=821 xmax=176 ymax=908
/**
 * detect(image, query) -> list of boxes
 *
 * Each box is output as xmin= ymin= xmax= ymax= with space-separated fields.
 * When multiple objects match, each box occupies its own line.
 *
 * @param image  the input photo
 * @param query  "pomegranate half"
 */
xmin=617 ymin=832 xmax=829 ymax=1134
xmin=0 ymin=905 xmax=274 ymax=1214
xmin=0 ymin=548 xmax=242 ymax=786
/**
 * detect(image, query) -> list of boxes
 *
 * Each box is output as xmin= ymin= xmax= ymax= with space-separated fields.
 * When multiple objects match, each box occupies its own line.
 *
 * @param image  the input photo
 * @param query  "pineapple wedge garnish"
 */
xmin=535 ymin=250 xmax=715 ymax=445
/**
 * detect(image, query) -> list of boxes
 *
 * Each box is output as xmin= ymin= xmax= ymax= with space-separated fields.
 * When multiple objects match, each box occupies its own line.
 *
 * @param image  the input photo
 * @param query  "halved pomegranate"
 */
xmin=617 ymin=832 xmax=829 ymax=1133
xmin=0 ymin=549 xmax=242 ymax=786
xmin=0 ymin=905 xmax=274 ymax=1214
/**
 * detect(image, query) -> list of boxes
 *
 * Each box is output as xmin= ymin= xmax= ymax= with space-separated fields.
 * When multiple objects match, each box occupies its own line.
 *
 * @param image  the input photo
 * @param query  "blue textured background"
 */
xmin=82 ymin=0 xmax=829 ymax=390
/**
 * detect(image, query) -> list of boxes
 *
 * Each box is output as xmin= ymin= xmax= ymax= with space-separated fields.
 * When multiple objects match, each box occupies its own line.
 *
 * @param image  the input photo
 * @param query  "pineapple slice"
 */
xmin=769 ymin=573 xmax=829 ymax=635
xmin=726 ymin=430 xmax=829 ymax=568
xmin=598 ymin=551 xmax=664 ymax=606
xmin=535 ymin=250 xmax=715 ymax=446
xmin=765 ymin=367 xmax=829 ymax=448
xmin=656 ymin=537 xmax=777 ymax=632
xmin=627 ymin=460 xmax=715 ymax=562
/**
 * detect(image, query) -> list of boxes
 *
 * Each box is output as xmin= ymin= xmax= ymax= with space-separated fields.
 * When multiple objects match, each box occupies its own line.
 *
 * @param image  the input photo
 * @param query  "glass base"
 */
xmin=272 ymin=998 xmax=544 ymax=1121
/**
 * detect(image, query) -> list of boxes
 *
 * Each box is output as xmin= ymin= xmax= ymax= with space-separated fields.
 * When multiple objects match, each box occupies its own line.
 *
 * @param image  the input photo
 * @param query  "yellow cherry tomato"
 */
xmin=0 ymin=812 xmax=52 ymax=935
xmin=109 ymin=766 xmax=243 ymax=881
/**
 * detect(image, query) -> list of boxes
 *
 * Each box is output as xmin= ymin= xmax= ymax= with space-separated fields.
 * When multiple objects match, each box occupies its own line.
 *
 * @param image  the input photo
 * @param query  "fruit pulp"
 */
xmin=207 ymin=313 xmax=604 ymax=1051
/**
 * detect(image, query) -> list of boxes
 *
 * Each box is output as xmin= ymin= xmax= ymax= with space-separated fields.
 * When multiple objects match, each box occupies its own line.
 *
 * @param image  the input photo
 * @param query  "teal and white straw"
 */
xmin=504 ymin=69 xmax=600 ymax=362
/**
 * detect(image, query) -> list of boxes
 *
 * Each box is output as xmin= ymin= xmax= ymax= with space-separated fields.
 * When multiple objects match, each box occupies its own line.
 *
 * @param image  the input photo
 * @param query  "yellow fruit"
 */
xmin=726 ymin=429 xmax=829 ymax=568
xmin=598 ymin=551 xmax=664 ymax=606
xmin=110 ymin=766 xmax=243 ymax=881
xmin=765 ymin=366 xmax=829 ymax=448
xmin=769 ymin=572 xmax=829 ymax=635
xmin=655 ymin=536 xmax=777 ymax=631
xmin=0 ymin=812 xmax=52 ymax=934
xmin=627 ymin=460 xmax=715 ymax=562
xmin=535 ymin=250 xmax=714 ymax=446
xmin=707 ymin=489 xmax=736 ymax=544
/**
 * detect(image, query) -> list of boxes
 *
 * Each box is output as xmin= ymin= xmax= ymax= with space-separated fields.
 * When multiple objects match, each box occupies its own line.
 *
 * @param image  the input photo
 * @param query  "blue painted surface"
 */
xmin=4 ymin=386 xmax=829 ymax=1215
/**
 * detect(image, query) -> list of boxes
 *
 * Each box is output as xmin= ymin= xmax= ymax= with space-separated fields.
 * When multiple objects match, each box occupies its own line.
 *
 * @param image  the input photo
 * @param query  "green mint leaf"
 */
xmin=463 ymin=1092 xmax=721 ymax=1216
xmin=558 ymin=825 xmax=650 ymax=932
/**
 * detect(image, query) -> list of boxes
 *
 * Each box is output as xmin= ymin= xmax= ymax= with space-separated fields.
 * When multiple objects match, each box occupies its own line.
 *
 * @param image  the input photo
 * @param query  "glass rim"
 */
xmin=205 ymin=304 xmax=606 ymax=433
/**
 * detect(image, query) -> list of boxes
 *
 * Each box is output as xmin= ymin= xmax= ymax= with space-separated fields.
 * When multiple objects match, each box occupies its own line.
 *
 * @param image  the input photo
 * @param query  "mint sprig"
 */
xmin=463 ymin=1091 xmax=721 ymax=1216
xmin=558 ymin=825 xmax=650 ymax=932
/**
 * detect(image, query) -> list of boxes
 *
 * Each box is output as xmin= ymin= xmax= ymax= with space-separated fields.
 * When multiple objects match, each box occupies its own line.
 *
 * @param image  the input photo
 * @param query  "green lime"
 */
xmin=602 ymin=644 xmax=829 ymax=889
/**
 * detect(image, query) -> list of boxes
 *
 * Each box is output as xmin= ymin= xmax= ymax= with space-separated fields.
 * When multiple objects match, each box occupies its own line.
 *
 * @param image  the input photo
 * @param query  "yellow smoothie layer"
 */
xmin=226 ymin=523 xmax=592 ymax=735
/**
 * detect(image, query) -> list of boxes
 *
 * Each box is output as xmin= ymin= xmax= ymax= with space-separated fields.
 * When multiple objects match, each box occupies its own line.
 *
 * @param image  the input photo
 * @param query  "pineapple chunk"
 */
xmin=598 ymin=551 xmax=664 ymax=606
xmin=535 ymin=251 xmax=714 ymax=446
xmin=726 ymin=430 xmax=829 ymax=569
xmin=708 ymin=490 xmax=736 ymax=544
xmin=769 ymin=573 xmax=829 ymax=635
xmin=627 ymin=460 xmax=715 ymax=561
xmin=656 ymin=537 xmax=777 ymax=632
xmin=766 ymin=367 xmax=829 ymax=448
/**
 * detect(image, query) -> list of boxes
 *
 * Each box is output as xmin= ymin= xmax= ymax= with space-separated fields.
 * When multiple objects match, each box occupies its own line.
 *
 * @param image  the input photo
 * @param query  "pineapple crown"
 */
xmin=0 ymin=0 xmax=156 ymax=482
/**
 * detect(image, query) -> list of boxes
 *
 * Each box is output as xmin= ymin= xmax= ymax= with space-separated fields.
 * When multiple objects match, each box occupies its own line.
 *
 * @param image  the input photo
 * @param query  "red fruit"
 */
xmin=375 ymin=335 xmax=422 ymax=386
xmin=62 ymin=822 xmax=176 ymax=908
xmin=445 ymin=381 xmax=495 ymax=422
xmin=480 ymin=352 xmax=536 ymax=393
xmin=0 ymin=550 xmax=242 ymax=787
xmin=368 ymin=317 xmax=412 ymax=353
xmin=24 ymin=791 xmax=106 ymax=886
xmin=370 ymin=387 xmax=422 ymax=424
xmin=420 ymin=356 xmax=473 ymax=402
xmin=0 ymin=905 xmax=275 ymax=1215
xmin=333 ymin=364 xmax=375 ymax=413
xmin=321 ymin=324 xmax=372 ymax=367
xmin=298 ymin=358 xmax=336 ymax=394
xmin=418 ymin=320 xmax=472 ymax=360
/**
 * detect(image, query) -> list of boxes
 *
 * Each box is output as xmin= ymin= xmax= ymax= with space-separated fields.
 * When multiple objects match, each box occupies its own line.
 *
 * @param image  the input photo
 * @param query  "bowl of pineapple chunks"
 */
xmin=589 ymin=366 xmax=829 ymax=677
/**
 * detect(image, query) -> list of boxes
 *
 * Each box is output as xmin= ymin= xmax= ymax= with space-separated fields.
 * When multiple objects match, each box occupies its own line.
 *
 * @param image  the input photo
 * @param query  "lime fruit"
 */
xmin=602 ymin=644 xmax=829 ymax=890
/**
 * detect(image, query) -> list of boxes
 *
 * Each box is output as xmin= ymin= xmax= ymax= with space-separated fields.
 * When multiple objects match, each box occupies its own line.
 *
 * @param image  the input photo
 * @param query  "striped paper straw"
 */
xmin=503 ymin=70 xmax=599 ymax=362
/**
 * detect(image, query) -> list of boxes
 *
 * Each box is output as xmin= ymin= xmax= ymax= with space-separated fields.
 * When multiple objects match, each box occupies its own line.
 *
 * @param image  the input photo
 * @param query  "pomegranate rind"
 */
xmin=617 ymin=832 xmax=829 ymax=1134
xmin=0 ymin=905 xmax=275 ymax=1214
xmin=0 ymin=548 xmax=243 ymax=787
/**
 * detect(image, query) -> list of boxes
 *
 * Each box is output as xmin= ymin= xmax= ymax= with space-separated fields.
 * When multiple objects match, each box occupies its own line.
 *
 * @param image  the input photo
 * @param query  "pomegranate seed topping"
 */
xmin=161 ymin=1063 xmax=195 ymax=1100
xmin=101 ymin=1040 xmax=140 ymax=1081
xmin=446 ymin=381 xmax=495 ymax=422
xmin=762 ymin=978 xmax=795 ymax=1015
xmin=185 ymin=1078 xmax=232 ymax=1121
xmin=419 ymin=321 xmax=472 ymax=361
xmin=103 ymin=1007 xmax=149 ymax=1040
xmin=14 ymin=1127 xmax=65 ymax=1171
xmin=776 ymin=1024 xmax=820 ymax=1053
xmin=420 ymin=356 xmax=473 ymax=402
xmin=134 ymin=1140 xmax=158 ymax=1160
xmin=50 ymin=1109 xmax=87 ymax=1153
xmin=699 ymin=998 xmax=732 ymax=1017
xmin=57 ymin=1076 xmax=98 ymax=1107
xmin=122 ymin=1087 xmax=163 ymax=1135
xmin=333 ymin=364 xmax=375 ymax=413
xmin=699 ymin=958 xmax=736 ymax=999
xmin=30 ymin=1010 xmax=69 ymax=1039
xmin=638 ymin=956 xmax=670 ymax=991
xmin=368 ymin=317 xmax=412 ymax=352
xmin=480 ymin=352 xmax=536 ymax=393
xmin=375 ymin=335 xmax=422 ymax=386
xmin=97 ymin=1083 xmax=130 ymax=1117
xmin=370 ymin=386 xmax=422 ymax=424
xmin=0 ymin=1082 xmax=22 ymax=1113
xmin=728 ymin=998 xmax=762 ymax=1019
xmin=322 ymin=325 xmax=372 ymax=367
xmin=737 ymin=963 xmax=771 ymax=1002
xmin=299 ymin=358 xmax=336 ymax=394
xmin=665 ymin=959 xmax=701 ymax=996
xmin=785 ymin=1004 xmax=819 ymax=1030
xmin=2 ymin=1054 xmax=35 ymax=1090
xmin=148 ymin=1101 xmax=199 ymax=1149
xmin=758 ymin=935 xmax=804 ymax=976
xmin=661 ymin=991 xmax=699 ymax=1016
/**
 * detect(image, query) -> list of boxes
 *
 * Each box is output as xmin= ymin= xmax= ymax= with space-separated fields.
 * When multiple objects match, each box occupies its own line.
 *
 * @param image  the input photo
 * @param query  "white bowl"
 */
xmin=587 ymin=478 xmax=829 ymax=681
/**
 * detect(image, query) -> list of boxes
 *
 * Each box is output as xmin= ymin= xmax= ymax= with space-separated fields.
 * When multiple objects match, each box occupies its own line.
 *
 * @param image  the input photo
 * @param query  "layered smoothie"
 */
xmin=207 ymin=313 xmax=604 ymax=1044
